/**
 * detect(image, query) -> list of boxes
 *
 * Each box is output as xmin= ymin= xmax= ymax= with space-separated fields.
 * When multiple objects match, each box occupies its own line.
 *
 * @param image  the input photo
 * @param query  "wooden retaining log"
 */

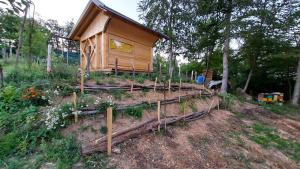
xmin=82 ymin=110 xmax=209 ymax=155
xmin=78 ymin=93 xmax=212 ymax=117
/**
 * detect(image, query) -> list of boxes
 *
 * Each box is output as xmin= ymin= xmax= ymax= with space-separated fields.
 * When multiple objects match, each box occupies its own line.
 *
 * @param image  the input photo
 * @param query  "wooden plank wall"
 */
xmin=79 ymin=10 xmax=160 ymax=72
xmin=105 ymin=17 xmax=159 ymax=72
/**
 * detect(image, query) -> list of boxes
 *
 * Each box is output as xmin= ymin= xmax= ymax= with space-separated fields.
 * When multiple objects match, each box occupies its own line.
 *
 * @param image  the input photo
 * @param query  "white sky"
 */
xmin=31 ymin=0 xmax=141 ymax=25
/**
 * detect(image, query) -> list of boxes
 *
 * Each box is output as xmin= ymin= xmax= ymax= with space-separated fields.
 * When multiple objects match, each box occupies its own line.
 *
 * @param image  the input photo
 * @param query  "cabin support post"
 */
xmin=81 ymin=68 xmax=85 ymax=94
xmin=148 ymin=63 xmax=150 ymax=77
xmin=131 ymin=63 xmax=135 ymax=79
xmin=86 ymin=46 xmax=91 ymax=77
xmin=107 ymin=107 xmax=113 ymax=155
xmin=115 ymin=58 xmax=118 ymax=76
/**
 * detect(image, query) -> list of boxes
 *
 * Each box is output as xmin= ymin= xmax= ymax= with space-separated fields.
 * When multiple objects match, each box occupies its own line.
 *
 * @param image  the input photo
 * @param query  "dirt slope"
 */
xmin=108 ymin=105 xmax=300 ymax=169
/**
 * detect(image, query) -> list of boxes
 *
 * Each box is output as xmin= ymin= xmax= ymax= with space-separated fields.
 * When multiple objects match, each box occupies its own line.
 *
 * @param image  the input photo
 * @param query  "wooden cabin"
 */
xmin=69 ymin=0 xmax=167 ymax=72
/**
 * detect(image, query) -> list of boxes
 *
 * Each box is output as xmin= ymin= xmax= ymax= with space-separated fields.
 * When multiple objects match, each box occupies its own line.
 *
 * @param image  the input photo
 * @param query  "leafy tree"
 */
xmin=22 ymin=22 xmax=49 ymax=61
xmin=138 ymin=0 xmax=187 ymax=77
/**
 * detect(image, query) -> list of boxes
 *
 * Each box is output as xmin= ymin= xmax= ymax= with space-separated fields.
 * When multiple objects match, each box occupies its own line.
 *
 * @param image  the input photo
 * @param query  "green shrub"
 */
xmin=135 ymin=75 xmax=145 ymax=84
xmin=96 ymin=101 xmax=117 ymax=120
xmin=0 ymin=132 xmax=20 ymax=158
xmin=124 ymin=104 xmax=151 ymax=119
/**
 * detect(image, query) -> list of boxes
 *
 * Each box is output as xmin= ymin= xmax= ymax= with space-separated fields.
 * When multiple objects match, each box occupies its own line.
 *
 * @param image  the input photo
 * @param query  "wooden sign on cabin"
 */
xmin=69 ymin=0 xmax=168 ymax=73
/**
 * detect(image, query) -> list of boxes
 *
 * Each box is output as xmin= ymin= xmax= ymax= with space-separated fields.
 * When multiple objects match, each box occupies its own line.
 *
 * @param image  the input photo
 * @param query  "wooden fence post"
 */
xmin=191 ymin=71 xmax=194 ymax=82
xmin=107 ymin=107 xmax=113 ymax=156
xmin=157 ymin=101 xmax=161 ymax=132
xmin=81 ymin=68 xmax=85 ymax=94
xmin=154 ymin=77 xmax=157 ymax=92
xmin=168 ymin=79 xmax=171 ymax=93
xmin=73 ymin=92 xmax=78 ymax=123
xmin=131 ymin=83 xmax=134 ymax=93
xmin=47 ymin=45 xmax=52 ymax=73
xmin=159 ymin=63 xmax=162 ymax=78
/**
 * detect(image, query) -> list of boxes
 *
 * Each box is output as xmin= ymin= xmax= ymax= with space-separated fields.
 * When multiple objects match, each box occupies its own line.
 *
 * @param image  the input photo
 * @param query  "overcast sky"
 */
xmin=31 ymin=0 xmax=141 ymax=25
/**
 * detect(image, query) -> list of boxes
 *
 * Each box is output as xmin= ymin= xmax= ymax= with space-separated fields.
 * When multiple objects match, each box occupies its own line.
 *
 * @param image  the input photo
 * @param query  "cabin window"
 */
xmin=110 ymin=39 xmax=133 ymax=53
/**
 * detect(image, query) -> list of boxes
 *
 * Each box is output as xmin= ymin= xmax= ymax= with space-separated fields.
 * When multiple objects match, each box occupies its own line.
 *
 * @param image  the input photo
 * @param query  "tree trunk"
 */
xmin=168 ymin=0 xmax=174 ymax=78
xmin=220 ymin=5 xmax=231 ymax=94
xmin=242 ymin=68 xmax=253 ymax=93
xmin=168 ymin=37 xmax=173 ymax=78
xmin=292 ymin=56 xmax=300 ymax=106
xmin=16 ymin=5 xmax=29 ymax=66
xmin=47 ymin=45 xmax=52 ymax=73
xmin=28 ymin=5 xmax=35 ymax=69
xmin=0 ymin=65 xmax=3 ymax=88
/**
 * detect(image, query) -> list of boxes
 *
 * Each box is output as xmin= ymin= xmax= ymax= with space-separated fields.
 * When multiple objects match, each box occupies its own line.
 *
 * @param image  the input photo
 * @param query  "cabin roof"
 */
xmin=68 ymin=0 xmax=168 ymax=40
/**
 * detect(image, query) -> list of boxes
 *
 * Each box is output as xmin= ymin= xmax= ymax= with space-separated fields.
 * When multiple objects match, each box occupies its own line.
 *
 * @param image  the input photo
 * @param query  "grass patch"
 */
xmin=110 ymin=89 xmax=132 ymax=101
xmin=40 ymin=136 xmax=81 ymax=169
xmin=232 ymin=111 xmax=247 ymax=119
xmin=124 ymin=103 xmax=153 ymax=119
xmin=250 ymin=123 xmax=300 ymax=163
xmin=83 ymin=153 xmax=108 ymax=169
xmin=261 ymin=103 xmax=300 ymax=118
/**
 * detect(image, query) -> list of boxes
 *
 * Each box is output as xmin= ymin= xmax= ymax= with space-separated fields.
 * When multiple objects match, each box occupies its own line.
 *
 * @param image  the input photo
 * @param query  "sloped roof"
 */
xmin=68 ymin=0 xmax=168 ymax=40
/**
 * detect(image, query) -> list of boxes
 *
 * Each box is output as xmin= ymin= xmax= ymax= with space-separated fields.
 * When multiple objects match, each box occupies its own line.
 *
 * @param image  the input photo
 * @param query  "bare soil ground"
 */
xmin=107 ymin=102 xmax=300 ymax=169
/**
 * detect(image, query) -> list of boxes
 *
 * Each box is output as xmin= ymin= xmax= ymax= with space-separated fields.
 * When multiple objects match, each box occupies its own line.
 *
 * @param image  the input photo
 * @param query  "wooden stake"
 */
xmin=157 ymin=101 xmax=161 ymax=132
xmin=159 ymin=63 xmax=162 ymax=78
xmin=73 ymin=92 xmax=78 ymax=123
xmin=191 ymin=71 xmax=194 ymax=82
xmin=81 ymin=68 xmax=85 ymax=94
xmin=183 ymin=102 xmax=186 ymax=121
xmin=178 ymin=66 xmax=181 ymax=77
xmin=107 ymin=107 xmax=113 ymax=156
xmin=208 ymin=98 xmax=215 ymax=113
xmin=179 ymin=79 xmax=182 ymax=93
xmin=154 ymin=77 xmax=157 ymax=92
xmin=168 ymin=79 xmax=171 ymax=93
xmin=130 ymin=83 xmax=133 ymax=93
